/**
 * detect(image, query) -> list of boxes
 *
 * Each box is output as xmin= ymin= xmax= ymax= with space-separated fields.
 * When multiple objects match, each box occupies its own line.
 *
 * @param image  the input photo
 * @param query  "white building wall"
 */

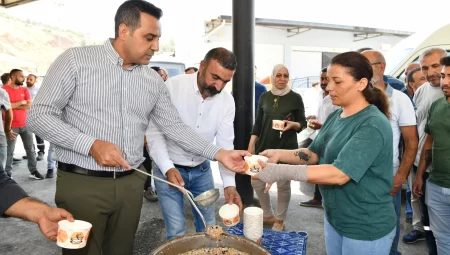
xmin=176 ymin=24 xmax=406 ymax=81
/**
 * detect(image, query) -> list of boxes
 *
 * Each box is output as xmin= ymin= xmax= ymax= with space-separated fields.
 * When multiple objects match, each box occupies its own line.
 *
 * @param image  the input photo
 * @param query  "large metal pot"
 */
xmin=151 ymin=233 xmax=271 ymax=255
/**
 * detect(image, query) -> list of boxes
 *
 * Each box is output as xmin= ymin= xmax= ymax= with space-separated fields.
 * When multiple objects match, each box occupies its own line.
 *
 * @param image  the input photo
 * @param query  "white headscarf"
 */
xmin=271 ymin=64 xmax=291 ymax=96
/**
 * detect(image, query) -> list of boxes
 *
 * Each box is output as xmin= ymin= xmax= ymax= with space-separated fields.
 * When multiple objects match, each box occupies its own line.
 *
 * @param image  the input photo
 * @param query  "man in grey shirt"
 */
xmin=27 ymin=1 xmax=249 ymax=254
xmin=0 ymin=88 xmax=14 ymax=173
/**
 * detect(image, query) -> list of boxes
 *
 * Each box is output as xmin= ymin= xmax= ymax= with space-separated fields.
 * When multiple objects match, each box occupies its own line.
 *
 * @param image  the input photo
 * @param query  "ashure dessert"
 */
xmin=178 ymin=247 xmax=250 ymax=255
xmin=205 ymin=225 xmax=223 ymax=240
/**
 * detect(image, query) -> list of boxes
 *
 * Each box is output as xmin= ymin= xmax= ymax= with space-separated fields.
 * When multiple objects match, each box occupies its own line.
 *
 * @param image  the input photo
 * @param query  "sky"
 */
xmin=2 ymin=0 xmax=449 ymax=43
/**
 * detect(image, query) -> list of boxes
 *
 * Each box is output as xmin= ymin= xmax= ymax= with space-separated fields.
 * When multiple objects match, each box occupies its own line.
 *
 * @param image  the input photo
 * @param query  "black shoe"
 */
xmin=22 ymin=155 xmax=27 ymax=159
xmin=36 ymin=151 xmax=45 ymax=161
xmin=13 ymin=157 xmax=22 ymax=162
xmin=29 ymin=171 xmax=44 ymax=180
xmin=143 ymin=189 xmax=158 ymax=202
xmin=45 ymin=169 xmax=54 ymax=178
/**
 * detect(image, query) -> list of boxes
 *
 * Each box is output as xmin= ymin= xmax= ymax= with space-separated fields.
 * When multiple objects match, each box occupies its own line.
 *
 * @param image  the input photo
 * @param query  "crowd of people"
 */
xmin=1 ymin=1 xmax=449 ymax=255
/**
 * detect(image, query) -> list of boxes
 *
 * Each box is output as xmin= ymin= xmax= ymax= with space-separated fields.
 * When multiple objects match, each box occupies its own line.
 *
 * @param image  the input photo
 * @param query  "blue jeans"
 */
xmin=153 ymin=161 xmax=216 ymax=240
xmin=390 ymin=189 xmax=401 ymax=255
xmin=426 ymin=180 xmax=450 ymax=254
xmin=324 ymin=216 xmax=396 ymax=255
xmin=406 ymin=181 xmax=412 ymax=219
xmin=47 ymin=143 xmax=55 ymax=169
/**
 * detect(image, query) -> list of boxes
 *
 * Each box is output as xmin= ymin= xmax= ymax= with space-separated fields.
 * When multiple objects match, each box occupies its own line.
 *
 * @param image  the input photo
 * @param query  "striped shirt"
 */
xmin=27 ymin=39 xmax=220 ymax=172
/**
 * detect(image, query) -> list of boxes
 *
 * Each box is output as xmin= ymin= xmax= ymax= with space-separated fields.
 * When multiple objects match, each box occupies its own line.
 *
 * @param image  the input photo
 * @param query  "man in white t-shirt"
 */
xmin=299 ymin=67 xmax=340 ymax=208
xmin=363 ymin=50 xmax=418 ymax=255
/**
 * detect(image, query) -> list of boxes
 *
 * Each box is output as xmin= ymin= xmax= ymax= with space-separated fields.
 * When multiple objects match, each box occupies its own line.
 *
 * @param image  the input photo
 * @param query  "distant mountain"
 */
xmin=0 ymin=12 xmax=102 ymax=75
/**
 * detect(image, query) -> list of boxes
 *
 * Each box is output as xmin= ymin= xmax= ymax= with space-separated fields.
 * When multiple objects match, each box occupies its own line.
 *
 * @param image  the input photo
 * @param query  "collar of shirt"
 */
xmin=104 ymin=39 xmax=139 ymax=70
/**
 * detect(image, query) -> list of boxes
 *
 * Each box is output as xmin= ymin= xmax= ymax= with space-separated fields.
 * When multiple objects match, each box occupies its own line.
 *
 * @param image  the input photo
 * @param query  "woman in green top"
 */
xmin=252 ymin=52 xmax=397 ymax=254
xmin=248 ymin=64 xmax=306 ymax=231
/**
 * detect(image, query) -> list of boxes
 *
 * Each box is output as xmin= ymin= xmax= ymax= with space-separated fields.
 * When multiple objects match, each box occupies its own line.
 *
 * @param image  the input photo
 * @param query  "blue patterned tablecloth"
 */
xmin=226 ymin=223 xmax=308 ymax=255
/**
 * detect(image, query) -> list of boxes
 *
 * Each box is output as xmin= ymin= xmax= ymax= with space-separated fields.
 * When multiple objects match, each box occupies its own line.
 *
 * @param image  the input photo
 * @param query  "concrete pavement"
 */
xmin=0 ymin=141 xmax=428 ymax=254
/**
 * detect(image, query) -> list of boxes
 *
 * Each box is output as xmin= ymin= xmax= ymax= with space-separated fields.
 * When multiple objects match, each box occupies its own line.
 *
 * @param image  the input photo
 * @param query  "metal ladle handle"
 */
xmin=132 ymin=168 xmax=207 ymax=229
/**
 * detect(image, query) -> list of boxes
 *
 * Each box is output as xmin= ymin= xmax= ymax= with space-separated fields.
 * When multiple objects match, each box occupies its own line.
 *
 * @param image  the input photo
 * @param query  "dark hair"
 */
xmin=406 ymin=67 xmax=422 ymax=83
xmin=321 ymin=67 xmax=327 ymax=73
xmin=10 ymin=69 xmax=22 ymax=77
xmin=1 ymin=73 xmax=10 ymax=84
xmin=28 ymin=73 xmax=37 ymax=79
xmin=356 ymin=47 xmax=374 ymax=53
xmin=150 ymin=66 xmax=161 ymax=72
xmin=330 ymin=52 xmax=390 ymax=118
xmin=440 ymin=56 xmax=450 ymax=66
xmin=185 ymin=67 xmax=198 ymax=72
xmin=114 ymin=0 xmax=163 ymax=38
xmin=203 ymin=47 xmax=237 ymax=71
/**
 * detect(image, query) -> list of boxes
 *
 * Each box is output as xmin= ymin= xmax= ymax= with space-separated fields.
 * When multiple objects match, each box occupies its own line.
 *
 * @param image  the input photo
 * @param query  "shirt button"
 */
xmin=197 ymin=126 xmax=199 ymax=128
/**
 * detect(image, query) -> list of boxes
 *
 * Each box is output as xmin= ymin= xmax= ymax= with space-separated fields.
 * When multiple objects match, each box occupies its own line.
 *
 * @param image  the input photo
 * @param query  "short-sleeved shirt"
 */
xmin=309 ymin=105 xmax=396 ymax=240
xmin=0 ymin=89 xmax=11 ymax=146
xmin=386 ymin=84 xmax=417 ymax=172
xmin=2 ymin=86 xmax=30 ymax=128
xmin=425 ymin=97 xmax=450 ymax=188
xmin=27 ymin=86 xmax=39 ymax=101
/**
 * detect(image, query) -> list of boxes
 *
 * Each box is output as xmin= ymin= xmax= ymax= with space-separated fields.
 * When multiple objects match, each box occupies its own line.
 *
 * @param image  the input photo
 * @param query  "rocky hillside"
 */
xmin=0 ymin=13 xmax=101 ymax=75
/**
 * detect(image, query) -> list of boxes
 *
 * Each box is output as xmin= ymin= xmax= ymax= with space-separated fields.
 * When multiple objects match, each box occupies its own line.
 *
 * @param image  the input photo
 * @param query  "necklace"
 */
xmin=273 ymin=96 xmax=279 ymax=110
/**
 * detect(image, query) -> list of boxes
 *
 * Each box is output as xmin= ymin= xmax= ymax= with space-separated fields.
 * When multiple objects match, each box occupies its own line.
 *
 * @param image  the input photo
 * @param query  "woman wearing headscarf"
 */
xmin=248 ymin=64 xmax=307 ymax=231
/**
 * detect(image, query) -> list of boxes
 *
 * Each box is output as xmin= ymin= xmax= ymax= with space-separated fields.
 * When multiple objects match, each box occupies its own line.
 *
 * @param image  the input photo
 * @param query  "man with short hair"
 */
xmin=1 ymin=73 xmax=10 ymax=87
xmin=24 ymin=74 xmax=46 ymax=161
xmin=27 ymin=1 xmax=249 ymax=254
xmin=147 ymin=47 xmax=241 ymax=240
xmin=406 ymin=67 xmax=427 ymax=98
xmin=3 ymin=69 xmax=44 ymax=180
xmin=299 ymin=67 xmax=339 ymax=208
xmin=363 ymin=50 xmax=418 ymax=255
xmin=413 ymin=55 xmax=450 ymax=254
xmin=185 ymin=66 xmax=198 ymax=74
xmin=406 ymin=48 xmax=447 ymax=253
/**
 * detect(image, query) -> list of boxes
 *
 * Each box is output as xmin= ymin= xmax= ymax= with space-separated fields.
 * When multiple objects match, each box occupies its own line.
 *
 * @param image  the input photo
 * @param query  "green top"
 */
xmin=425 ymin=97 xmax=450 ymax=188
xmin=309 ymin=105 xmax=396 ymax=240
xmin=251 ymin=90 xmax=306 ymax=154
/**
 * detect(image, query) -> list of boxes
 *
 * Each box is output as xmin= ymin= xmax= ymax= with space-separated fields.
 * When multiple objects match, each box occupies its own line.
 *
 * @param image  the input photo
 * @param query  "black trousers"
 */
xmin=35 ymin=135 xmax=45 ymax=153
xmin=143 ymin=146 xmax=152 ymax=191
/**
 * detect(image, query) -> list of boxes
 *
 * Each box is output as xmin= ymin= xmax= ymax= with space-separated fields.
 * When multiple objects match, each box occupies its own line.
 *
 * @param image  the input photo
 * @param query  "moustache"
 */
xmin=427 ymin=74 xmax=441 ymax=80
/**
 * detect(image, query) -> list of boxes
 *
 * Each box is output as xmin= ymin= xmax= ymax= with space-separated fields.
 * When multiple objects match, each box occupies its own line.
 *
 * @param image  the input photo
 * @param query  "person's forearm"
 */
xmin=395 ymin=141 xmax=418 ymax=180
xmin=290 ymin=121 xmax=302 ymax=131
xmin=5 ymin=197 xmax=48 ymax=223
xmin=248 ymin=135 xmax=258 ymax=151
xmin=11 ymin=102 xmax=23 ymax=109
xmin=4 ymin=111 xmax=12 ymax=131
xmin=278 ymin=148 xmax=318 ymax=165
xmin=257 ymin=164 xmax=350 ymax=185
xmin=416 ymin=135 xmax=433 ymax=180
xmin=27 ymin=105 xmax=96 ymax=156
xmin=16 ymin=104 xmax=31 ymax=110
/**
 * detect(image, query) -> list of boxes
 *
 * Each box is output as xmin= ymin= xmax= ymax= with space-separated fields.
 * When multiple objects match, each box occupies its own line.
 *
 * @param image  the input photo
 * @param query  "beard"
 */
xmin=15 ymin=80 xmax=24 ymax=86
xmin=198 ymin=73 xmax=221 ymax=97
xmin=26 ymin=82 xmax=34 ymax=87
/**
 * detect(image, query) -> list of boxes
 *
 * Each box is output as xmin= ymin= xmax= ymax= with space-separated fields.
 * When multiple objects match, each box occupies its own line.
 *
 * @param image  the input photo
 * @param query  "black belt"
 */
xmin=58 ymin=162 xmax=135 ymax=179
xmin=174 ymin=163 xmax=202 ymax=171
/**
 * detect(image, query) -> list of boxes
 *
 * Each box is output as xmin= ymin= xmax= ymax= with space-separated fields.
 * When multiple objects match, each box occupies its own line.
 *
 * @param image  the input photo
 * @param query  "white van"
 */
xmin=149 ymin=55 xmax=186 ymax=78
xmin=385 ymin=23 xmax=450 ymax=80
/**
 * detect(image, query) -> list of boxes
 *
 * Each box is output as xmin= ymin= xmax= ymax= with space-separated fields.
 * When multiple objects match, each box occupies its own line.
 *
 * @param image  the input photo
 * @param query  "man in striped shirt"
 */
xmin=27 ymin=1 xmax=249 ymax=254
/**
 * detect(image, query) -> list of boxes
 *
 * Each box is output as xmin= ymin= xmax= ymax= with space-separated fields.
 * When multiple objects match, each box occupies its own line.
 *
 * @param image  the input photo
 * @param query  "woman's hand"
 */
xmin=283 ymin=121 xmax=301 ymax=132
xmin=259 ymin=150 xmax=281 ymax=163
xmin=308 ymin=119 xmax=323 ymax=130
